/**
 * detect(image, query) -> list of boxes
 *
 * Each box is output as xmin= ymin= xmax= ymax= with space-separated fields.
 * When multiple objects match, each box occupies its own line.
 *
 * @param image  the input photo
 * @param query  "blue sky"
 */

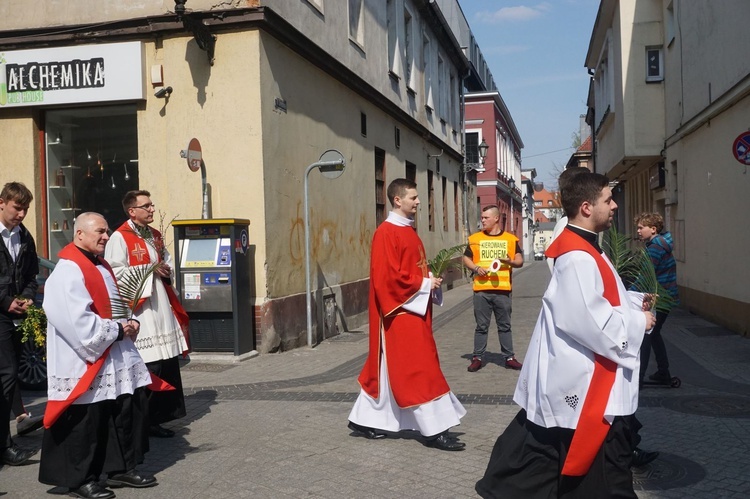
xmin=459 ymin=0 xmax=600 ymax=190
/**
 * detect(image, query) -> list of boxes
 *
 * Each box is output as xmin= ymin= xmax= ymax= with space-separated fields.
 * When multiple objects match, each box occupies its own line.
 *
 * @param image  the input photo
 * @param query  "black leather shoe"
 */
xmin=105 ymin=470 xmax=157 ymax=489
xmin=347 ymin=421 xmax=386 ymax=439
xmin=16 ymin=414 xmax=44 ymax=436
xmin=632 ymin=447 xmax=659 ymax=467
xmin=426 ymin=433 xmax=466 ymax=451
xmin=68 ymin=482 xmax=115 ymax=499
xmin=149 ymin=424 xmax=175 ymax=438
xmin=0 ymin=444 xmax=38 ymax=466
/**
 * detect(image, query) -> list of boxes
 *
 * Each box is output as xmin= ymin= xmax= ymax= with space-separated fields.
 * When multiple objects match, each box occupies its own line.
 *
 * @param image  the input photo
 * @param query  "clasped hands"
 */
xmin=122 ymin=319 xmax=141 ymax=340
xmin=8 ymin=297 xmax=32 ymax=314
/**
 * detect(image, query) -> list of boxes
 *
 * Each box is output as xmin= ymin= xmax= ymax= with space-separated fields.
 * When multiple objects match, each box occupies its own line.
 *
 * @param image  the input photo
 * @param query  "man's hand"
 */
xmin=643 ymin=311 xmax=657 ymax=330
xmin=123 ymin=320 xmax=141 ymax=340
xmin=641 ymin=293 xmax=658 ymax=311
xmin=154 ymin=262 xmax=172 ymax=278
xmin=475 ymin=266 xmax=487 ymax=277
xmin=7 ymin=297 xmax=31 ymax=314
xmin=430 ymin=276 xmax=443 ymax=290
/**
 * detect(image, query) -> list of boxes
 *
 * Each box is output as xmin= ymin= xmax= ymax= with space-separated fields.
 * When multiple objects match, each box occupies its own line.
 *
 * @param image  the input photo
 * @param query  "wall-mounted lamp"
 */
xmin=465 ymin=138 xmax=490 ymax=173
xmin=175 ymin=0 xmax=216 ymax=65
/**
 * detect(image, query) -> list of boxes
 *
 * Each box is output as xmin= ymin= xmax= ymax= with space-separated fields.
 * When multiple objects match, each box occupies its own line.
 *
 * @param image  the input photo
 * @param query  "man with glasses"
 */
xmin=105 ymin=191 xmax=189 ymax=439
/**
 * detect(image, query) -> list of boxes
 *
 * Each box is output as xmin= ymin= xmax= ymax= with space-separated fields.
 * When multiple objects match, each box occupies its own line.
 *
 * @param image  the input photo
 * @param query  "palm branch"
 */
xmin=602 ymin=223 xmax=640 ymax=284
xmin=628 ymin=248 xmax=677 ymax=313
xmin=429 ymin=244 xmax=467 ymax=277
xmin=111 ymin=262 xmax=160 ymax=319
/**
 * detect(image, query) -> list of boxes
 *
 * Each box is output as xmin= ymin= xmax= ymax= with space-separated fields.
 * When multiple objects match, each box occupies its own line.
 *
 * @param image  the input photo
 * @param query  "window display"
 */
xmin=45 ymin=105 xmax=138 ymax=259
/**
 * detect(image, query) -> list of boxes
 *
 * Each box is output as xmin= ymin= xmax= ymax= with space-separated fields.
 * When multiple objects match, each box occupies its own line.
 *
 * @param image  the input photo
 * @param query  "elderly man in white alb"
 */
xmin=40 ymin=212 xmax=159 ymax=499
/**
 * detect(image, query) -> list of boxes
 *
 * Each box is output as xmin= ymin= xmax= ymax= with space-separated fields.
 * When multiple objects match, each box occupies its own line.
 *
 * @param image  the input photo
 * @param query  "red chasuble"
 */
xmin=546 ymin=228 xmax=621 ymax=477
xmin=357 ymin=221 xmax=450 ymax=408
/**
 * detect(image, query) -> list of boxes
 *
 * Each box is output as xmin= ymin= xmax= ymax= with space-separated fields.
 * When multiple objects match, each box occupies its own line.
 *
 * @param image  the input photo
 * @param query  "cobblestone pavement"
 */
xmin=3 ymin=261 xmax=750 ymax=498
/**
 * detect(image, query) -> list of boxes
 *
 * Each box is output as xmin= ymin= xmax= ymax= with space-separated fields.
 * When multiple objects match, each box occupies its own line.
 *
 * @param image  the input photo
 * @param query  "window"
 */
xmin=437 ymin=55 xmax=445 ymax=118
xmin=646 ymin=46 xmax=663 ymax=82
xmin=387 ymin=0 xmax=399 ymax=76
xmin=453 ymin=182 xmax=459 ymax=231
xmin=465 ymin=132 xmax=479 ymax=165
xmin=348 ymin=0 xmax=364 ymax=48
xmin=428 ymin=170 xmax=435 ymax=232
xmin=442 ymin=176 xmax=448 ymax=232
xmin=449 ymin=71 xmax=457 ymax=128
xmin=394 ymin=126 xmax=400 ymax=149
xmin=360 ymin=112 xmax=367 ymax=137
xmin=422 ymin=31 xmax=433 ymax=110
xmin=406 ymin=161 xmax=417 ymax=230
xmin=404 ymin=7 xmax=414 ymax=89
xmin=45 ymin=105 xmax=139 ymax=259
xmin=375 ymin=148 xmax=386 ymax=226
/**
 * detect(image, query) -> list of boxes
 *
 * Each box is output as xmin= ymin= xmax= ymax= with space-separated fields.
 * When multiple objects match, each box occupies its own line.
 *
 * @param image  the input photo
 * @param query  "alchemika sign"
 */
xmin=0 ymin=41 xmax=144 ymax=108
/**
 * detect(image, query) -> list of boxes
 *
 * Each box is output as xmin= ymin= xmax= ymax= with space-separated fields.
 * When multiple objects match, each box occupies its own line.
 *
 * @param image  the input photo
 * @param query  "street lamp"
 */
xmin=304 ymin=150 xmax=346 ymax=348
xmin=478 ymin=138 xmax=489 ymax=166
xmin=508 ymin=177 xmax=516 ymax=233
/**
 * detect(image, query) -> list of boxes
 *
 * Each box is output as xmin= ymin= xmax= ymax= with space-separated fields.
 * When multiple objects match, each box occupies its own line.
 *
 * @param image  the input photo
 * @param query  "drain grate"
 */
xmin=632 ymin=452 xmax=706 ymax=491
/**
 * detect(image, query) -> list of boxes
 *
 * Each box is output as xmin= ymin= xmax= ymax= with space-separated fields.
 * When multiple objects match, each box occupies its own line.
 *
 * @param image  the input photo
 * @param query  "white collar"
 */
xmin=0 ymin=221 xmax=19 ymax=236
xmin=386 ymin=211 xmax=414 ymax=227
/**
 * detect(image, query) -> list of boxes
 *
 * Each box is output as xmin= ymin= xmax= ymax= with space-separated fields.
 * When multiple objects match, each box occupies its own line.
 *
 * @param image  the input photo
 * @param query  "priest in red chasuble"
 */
xmin=348 ymin=178 xmax=466 ymax=451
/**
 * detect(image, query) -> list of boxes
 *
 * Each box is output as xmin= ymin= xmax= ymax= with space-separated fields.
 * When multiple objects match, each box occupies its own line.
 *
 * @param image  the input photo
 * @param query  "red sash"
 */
xmin=546 ymin=228 xmax=622 ymax=477
xmin=43 ymin=243 xmax=174 ymax=429
xmin=117 ymin=221 xmax=191 ymax=354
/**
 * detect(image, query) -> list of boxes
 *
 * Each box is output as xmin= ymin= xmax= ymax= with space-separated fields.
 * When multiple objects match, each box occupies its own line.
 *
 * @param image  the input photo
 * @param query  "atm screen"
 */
xmin=182 ymin=238 xmax=219 ymax=267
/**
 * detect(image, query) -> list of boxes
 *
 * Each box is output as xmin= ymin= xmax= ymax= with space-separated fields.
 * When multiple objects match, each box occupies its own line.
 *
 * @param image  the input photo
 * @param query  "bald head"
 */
xmin=74 ymin=212 xmax=110 ymax=255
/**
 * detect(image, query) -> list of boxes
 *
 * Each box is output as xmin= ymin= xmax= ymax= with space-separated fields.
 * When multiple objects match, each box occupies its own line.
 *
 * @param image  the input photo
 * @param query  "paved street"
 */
xmin=3 ymin=260 xmax=750 ymax=498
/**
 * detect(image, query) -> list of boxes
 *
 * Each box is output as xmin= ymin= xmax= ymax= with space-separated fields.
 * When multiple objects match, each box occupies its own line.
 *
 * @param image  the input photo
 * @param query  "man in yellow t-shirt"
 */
xmin=462 ymin=205 xmax=524 ymax=372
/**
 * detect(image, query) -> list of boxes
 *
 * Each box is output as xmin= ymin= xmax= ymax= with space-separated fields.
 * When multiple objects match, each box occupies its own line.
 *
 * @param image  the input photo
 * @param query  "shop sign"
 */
xmin=0 ymin=41 xmax=144 ymax=108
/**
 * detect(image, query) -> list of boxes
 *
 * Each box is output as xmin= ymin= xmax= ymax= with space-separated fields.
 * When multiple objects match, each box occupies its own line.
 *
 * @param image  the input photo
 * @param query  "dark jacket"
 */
xmin=0 ymin=223 xmax=39 ymax=317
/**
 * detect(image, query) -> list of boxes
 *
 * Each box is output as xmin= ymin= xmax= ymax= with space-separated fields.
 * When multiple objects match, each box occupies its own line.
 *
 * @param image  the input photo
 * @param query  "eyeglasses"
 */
xmin=132 ymin=203 xmax=155 ymax=211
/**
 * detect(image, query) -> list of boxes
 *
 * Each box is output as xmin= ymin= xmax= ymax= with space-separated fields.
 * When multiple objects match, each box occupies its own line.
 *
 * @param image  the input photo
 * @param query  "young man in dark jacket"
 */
xmin=0 ymin=181 xmax=39 ymax=466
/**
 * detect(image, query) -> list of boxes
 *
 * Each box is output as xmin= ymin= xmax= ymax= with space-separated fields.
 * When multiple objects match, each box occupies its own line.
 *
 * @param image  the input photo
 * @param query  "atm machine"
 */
xmin=172 ymin=219 xmax=254 ymax=355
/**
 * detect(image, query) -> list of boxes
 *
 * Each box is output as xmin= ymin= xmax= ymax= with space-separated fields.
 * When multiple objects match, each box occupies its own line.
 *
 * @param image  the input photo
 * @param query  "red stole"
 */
xmin=43 ymin=243 xmax=174 ymax=429
xmin=545 ymin=228 xmax=621 ymax=477
xmin=116 ymin=221 xmax=190 ymax=354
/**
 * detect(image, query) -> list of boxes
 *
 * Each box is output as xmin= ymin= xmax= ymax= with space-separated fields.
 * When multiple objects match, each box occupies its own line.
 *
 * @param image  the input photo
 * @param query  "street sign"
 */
xmin=732 ymin=132 xmax=750 ymax=165
xmin=186 ymin=138 xmax=202 ymax=172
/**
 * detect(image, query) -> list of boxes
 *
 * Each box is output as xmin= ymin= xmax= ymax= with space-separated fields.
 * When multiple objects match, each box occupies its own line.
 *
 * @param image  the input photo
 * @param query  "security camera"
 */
xmin=154 ymin=86 xmax=173 ymax=98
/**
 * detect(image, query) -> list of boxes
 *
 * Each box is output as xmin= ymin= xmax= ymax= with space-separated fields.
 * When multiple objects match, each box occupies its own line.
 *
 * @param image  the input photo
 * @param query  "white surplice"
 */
xmin=43 ymin=259 xmax=151 ymax=404
xmin=514 ymin=248 xmax=647 ymax=430
xmin=105 ymin=222 xmax=187 ymax=364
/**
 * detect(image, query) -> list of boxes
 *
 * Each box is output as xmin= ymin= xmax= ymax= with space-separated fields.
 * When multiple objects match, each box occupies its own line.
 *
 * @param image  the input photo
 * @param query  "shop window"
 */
xmin=45 ymin=105 xmax=138 ymax=259
xmin=375 ymin=148 xmax=386 ymax=226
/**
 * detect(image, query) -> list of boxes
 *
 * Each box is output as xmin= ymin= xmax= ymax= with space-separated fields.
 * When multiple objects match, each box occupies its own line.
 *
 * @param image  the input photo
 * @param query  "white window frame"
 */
xmin=348 ymin=0 xmax=365 ymax=49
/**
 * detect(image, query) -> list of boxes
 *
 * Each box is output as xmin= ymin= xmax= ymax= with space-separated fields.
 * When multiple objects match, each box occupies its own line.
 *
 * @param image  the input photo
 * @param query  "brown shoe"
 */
xmin=467 ymin=357 xmax=483 ymax=372
xmin=505 ymin=357 xmax=523 ymax=370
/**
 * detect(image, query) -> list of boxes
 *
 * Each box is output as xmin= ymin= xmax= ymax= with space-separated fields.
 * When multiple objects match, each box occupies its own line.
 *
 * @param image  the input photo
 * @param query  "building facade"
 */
xmin=585 ymin=0 xmax=750 ymax=334
xmin=0 ymin=0 xmax=484 ymax=351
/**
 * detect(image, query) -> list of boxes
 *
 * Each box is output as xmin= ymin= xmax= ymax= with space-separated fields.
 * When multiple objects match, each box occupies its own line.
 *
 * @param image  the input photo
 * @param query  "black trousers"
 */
xmin=476 ymin=409 xmax=638 ymax=499
xmin=0 ymin=315 xmax=19 ymax=449
xmin=39 ymin=388 xmax=149 ymax=489
xmin=146 ymin=356 xmax=186 ymax=425
xmin=639 ymin=311 xmax=671 ymax=381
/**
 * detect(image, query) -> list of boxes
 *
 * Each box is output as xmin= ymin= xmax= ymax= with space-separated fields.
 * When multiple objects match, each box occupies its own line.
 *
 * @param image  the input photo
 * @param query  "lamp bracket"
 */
xmin=175 ymin=0 xmax=216 ymax=66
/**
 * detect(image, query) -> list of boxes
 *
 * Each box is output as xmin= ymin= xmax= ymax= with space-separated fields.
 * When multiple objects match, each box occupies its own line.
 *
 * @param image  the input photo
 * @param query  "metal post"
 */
xmin=304 ymin=153 xmax=346 ymax=348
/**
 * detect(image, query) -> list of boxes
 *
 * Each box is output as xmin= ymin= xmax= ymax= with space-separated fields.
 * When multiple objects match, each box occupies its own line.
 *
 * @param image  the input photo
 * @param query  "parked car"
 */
xmin=17 ymin=256 xmax=55 ymax=390
xmin=534 ymin=252 xmax=545 ymax=261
